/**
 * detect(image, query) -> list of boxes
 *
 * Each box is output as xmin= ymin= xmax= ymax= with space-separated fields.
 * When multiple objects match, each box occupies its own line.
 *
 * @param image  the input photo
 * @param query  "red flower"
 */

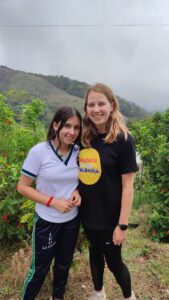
xmin=2 ymin=214 xmax=8 ymax=221
xmin=16 ymin=185 xmax=18 ymax=191
xmin=17 ymin=223 xmax=22 ymax=229
xmin=167 ymin=230 xmax=169 ymax=235
xmin=8 ymin=119 xmax=11 ymax=125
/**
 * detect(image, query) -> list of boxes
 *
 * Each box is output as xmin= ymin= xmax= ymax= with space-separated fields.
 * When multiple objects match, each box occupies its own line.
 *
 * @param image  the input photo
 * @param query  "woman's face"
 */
xmin=86 ymin=90 xmax=113 ymax=133
xmin=53 ymin=116 xmax=81 ymax=147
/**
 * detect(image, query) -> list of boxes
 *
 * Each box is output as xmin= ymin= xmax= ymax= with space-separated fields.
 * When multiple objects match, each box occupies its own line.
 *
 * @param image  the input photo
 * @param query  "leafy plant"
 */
xmin=0 ymin=93 xmax=46 ymax=242
xmin=131 ymin=109 xmax=169 ymax=242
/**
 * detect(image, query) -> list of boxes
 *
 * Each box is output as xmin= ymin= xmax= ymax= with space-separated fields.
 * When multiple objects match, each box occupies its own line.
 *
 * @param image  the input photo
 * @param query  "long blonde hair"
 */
xmin=82 ymin=83 xmax=129 ymax=147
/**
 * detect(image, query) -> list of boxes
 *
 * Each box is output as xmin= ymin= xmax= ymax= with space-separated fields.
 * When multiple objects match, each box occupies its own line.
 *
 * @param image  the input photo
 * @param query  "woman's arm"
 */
xmin=112 ymin=172 xmax=135 ymax=245
xmin=17 ymin=174 xmax=73 ymax=213
xmin=119 ymin=172 xmax=135 ymax=224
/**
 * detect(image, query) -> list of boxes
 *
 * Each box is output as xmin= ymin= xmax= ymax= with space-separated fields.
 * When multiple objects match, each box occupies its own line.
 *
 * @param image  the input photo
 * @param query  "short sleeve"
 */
xmin=21 ymin=146 xmax=41 ymax=179
xmin=118 ymin=134 xmax=138 ymax=174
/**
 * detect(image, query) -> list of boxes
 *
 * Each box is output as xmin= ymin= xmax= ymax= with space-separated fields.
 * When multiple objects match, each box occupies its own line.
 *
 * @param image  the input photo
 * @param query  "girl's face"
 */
xmin=53 ymin=116 xmax=81 ymax=147
xmin=86 ymin=90 xmax=113 ymax=133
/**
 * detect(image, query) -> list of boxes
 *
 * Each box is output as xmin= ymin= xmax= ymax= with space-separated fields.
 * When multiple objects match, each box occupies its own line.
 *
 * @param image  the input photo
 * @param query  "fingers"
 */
xmin=63 ymin=202 xmax=72 ymax=213
xmin=113 ymin=236 xmax=125 ymax=245
xmin=112 ymin=232 xmax=126 ymax=246
xmin=70 ymin=195 xmax=81 ymax=206
xmin=113 ymin=239 xmax=124 ymax=246
xmin=70 ymin=189 xmax=81 ymax=206
xmin=55 ymin=199 xmax=73 ymax=213
xmin=74 ymin=196 xmax=81 ymax=206
xmin=55 ymin=196 xmax=81 ymax=213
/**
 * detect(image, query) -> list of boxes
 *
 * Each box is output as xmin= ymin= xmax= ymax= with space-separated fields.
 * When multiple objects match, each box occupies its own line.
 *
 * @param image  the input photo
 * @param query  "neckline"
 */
xmin=51 ymin=140 xmax=70 ymax=158
xmin=98 ymin=132 xmax=107 ymax=137
xmin=49 ymin=140 xmax=74 ymax=165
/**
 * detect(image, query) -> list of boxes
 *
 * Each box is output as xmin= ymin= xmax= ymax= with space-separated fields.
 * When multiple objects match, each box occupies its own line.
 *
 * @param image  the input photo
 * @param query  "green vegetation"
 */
xmin=0 ymin=93 xmax=168 ymax=243
xmin=0 ymin=91 xmax=169 ymax=299
xmin=35 ymin=72 xmax=148 ymax=119
xmin=0 ymin=66 xmax=83 ymax=125
xmin=0 ymin=207 xmax=169 ymax=300
xmin=131 ymin=110 xmax=169 ymax=242
xmin=37 ymin=73 xmax=89 ymax=98
xmin=0 ymin=94 xmax=45 ymax=241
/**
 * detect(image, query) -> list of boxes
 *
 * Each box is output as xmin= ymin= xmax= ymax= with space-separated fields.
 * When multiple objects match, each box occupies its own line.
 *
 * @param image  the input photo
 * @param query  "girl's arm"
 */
xmin=112 ymin=172 xmax=136 ymax=245
xmin=17 ymin=174 xmax=73 ymax=213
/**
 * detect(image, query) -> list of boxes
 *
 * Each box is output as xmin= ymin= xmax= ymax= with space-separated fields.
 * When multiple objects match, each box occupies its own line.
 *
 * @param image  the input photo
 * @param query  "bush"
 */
xmin=0 ymin=92 xmax=46 ymax=242
xmin=131 ymin=110 xmax=169 ymax=242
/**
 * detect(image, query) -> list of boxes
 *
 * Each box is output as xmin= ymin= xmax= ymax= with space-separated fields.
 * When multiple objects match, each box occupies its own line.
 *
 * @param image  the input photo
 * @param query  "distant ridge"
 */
xmin=0 ymin=65 xmax=148 ymax=121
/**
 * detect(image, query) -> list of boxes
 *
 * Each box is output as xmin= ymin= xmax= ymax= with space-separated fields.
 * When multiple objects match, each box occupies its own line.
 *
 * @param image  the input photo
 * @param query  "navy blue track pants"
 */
xmin=22 ymin=214 xmax=80 ymax=300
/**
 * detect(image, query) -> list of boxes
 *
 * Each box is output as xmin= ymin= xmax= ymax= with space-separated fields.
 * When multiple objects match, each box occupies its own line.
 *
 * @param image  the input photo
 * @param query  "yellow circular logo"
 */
xmin=79 ymin=148 xmax=102 ymax=185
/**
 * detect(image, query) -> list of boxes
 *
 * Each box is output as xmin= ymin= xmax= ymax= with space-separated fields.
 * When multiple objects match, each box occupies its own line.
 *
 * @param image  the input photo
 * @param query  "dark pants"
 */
xmin=84 ymin=227 xmax=132 ymax=298
xmin=22 ymin=214 xmax=80 ymax=300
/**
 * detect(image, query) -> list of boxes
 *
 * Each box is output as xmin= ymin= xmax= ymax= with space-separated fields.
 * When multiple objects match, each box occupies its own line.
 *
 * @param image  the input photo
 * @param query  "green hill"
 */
xmin=0 ymin=66 xmax=83 ymax=123
xmin=0 ymin=66 xmax=148 ymax=122
xmin=35 ymin=72 xmax=148 ymax=119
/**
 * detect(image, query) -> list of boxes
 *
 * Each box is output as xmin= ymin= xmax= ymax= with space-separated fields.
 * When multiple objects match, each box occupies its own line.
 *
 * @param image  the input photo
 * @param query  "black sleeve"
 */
xmin=118 ymin=134 xmax=138 ymax=174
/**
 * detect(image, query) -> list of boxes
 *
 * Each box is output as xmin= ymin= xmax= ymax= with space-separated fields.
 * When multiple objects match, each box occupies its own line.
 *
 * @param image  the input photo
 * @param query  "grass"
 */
xmin=0 ymin=207 xmax=169 ymax=300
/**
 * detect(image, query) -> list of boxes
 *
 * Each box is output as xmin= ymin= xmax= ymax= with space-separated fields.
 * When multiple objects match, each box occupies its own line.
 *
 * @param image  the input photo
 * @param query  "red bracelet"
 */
xmin=46 ymin=196 xmax=54 ymax=207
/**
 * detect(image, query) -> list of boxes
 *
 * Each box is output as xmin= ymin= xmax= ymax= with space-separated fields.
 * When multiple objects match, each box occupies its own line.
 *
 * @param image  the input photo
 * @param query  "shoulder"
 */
xmin=116 ymin=132 xmax=135 ymax=145
xmin=30 ymin=141 xmax=49 ymax=153
xmin=26 ymin=142 xmax=50 ymax=160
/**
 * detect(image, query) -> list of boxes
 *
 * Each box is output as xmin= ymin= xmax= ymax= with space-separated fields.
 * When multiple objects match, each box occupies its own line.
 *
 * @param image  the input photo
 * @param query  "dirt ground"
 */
xmin=0 ymin=209 xmax=169 ymax=300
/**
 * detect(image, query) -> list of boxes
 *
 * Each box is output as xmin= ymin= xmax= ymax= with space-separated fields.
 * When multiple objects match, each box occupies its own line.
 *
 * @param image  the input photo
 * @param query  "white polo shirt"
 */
xmin=21 ymin=141 xmax=79 ymax=223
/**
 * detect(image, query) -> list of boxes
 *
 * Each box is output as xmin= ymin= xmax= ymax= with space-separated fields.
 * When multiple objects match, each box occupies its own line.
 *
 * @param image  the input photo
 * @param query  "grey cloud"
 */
xmin=0 ymin=0 xmax=169 ymax=111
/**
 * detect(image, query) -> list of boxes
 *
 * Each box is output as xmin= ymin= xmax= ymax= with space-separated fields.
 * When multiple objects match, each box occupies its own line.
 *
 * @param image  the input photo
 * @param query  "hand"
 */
xmin=52 ymin=198 xmax=73 ymax=213
xmin=70 ymin=189 xmax=81 ymax=207
xmin=112 ymin=226 xmax=127 ymax=246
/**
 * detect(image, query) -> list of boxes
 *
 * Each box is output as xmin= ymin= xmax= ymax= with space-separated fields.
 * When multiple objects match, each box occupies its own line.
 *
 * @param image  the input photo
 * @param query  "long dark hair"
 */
xmin=47 ymin=106 xmax=82 ymax=145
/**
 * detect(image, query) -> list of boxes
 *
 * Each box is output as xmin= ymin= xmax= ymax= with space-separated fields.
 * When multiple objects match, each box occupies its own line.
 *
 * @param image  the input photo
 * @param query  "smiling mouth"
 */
xmin=66 ymin=136 xmax=75 ymax=140
xmin=93 ymin=116 xmax=102 ymax=120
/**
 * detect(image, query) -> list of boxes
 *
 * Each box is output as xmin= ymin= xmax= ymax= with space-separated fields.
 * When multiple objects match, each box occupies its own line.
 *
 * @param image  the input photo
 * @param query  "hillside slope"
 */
xmin=0 ymin=66 xmax=148 ymax=120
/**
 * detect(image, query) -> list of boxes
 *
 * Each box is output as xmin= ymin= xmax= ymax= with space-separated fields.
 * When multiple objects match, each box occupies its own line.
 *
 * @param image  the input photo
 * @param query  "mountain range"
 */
xmin=0 ymin=65 xmax=148 ymax=123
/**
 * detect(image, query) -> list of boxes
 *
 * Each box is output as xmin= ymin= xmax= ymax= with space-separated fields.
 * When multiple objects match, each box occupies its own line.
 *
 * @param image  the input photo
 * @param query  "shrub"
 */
xmin=0 ymin=93 xmax=46 ymax=242
xmin=131 ymin=109 xmax=169 ymax=242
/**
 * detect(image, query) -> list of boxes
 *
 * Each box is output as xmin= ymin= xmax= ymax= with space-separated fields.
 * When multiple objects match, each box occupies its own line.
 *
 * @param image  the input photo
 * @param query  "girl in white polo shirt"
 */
xmin=17 ymin=106 xmax=82 ymax=300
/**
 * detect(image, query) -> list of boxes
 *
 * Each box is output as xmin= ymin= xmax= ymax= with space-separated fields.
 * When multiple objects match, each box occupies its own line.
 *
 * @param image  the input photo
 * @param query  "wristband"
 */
xmin=118 ymin=223 xmax=128 ymax=231
xmin=46 ymin=196 xmax=54 ymax=207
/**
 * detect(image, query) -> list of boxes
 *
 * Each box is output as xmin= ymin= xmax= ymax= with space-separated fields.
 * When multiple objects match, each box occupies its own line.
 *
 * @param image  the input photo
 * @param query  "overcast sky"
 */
xmin=0 ymin=0 xmax=169 ymax=111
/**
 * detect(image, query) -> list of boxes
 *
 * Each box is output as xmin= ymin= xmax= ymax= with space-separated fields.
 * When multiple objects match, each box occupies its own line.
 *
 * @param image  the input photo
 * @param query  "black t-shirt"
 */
xmin=79 ymin=133 xmax=137 ymax=230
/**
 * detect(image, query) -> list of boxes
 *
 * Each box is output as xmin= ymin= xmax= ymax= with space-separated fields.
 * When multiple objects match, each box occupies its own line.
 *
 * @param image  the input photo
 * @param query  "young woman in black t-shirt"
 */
xmin=79 ymin=83 xmax=137 ymax=300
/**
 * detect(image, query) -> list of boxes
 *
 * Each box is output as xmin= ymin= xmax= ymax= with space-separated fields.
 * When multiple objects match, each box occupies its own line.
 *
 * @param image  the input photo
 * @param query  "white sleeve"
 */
xmin=21 ymin=146 xmax=41 ymax=179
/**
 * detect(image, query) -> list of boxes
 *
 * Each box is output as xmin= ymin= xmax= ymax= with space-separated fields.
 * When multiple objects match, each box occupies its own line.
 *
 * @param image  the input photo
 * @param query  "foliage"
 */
xmin=0 ymin=87 xmax=167 ymax=244
xmin=39 ymin=74 xmax=89 ymax=98
xmin=20 ymin=199 xmax=35 ymax=231
xmin=0 ymin=156 xmax=27 ymax=241
xmin=0 ymin=94 xmax=15 ymax=130
xmin=0 ymin=93 xmax=46 ymax=241
xmin=21 ymin=98 xmax=45 ymax=128
xmin=131 ymin=109 xmax=169 ymax=242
